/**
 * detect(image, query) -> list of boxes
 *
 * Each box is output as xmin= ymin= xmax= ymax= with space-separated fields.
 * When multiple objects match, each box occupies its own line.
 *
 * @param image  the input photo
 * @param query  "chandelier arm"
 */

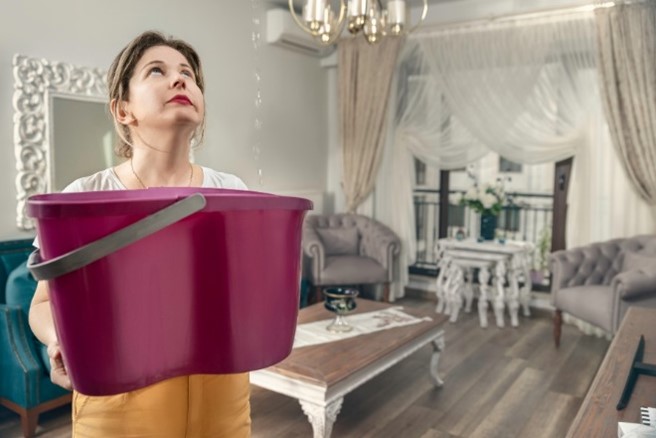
xmin=319 ymin=0 xmax=347 ymax=45
xmin=407 ymin=0 xmax=429 ymax=34
xmin=288 ymin=0 xmax=321 ymax=36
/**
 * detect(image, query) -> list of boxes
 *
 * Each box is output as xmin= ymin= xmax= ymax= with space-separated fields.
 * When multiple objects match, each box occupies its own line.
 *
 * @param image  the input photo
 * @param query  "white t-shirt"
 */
xmin=62 ymin=166 xmax=247 ymax=192
xmin=34 ymin=167 xmax=247 ymax=248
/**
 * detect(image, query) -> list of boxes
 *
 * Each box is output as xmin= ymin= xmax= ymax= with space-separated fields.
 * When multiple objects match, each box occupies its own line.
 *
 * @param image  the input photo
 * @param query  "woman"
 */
xmin=28 ymin=31 xmax=251 ymax=437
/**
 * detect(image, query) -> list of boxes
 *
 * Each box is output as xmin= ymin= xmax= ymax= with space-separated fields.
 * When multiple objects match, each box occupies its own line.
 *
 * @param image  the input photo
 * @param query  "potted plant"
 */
xmin=532 ymin=226 xmax=551 ymax=284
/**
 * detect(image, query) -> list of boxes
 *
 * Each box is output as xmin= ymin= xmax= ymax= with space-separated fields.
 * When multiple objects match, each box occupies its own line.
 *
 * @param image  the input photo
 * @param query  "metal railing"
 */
xmin=412 ymin=189 xmax=553 ymax=289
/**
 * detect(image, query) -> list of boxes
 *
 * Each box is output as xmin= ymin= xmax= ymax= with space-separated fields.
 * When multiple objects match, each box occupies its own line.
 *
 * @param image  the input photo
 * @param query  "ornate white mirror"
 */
xmin=13 ymin=54 xmax=115 ymax=230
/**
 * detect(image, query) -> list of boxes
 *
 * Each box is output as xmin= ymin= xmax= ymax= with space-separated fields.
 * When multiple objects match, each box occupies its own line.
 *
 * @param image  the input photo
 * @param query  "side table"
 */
xmin=435 ymin=238 xmax=534 ymax=328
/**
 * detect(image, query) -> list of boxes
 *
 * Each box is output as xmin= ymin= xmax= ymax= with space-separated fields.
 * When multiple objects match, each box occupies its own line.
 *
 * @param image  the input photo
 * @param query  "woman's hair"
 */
xmin=107 ymin=31 xmax=206 ymax=158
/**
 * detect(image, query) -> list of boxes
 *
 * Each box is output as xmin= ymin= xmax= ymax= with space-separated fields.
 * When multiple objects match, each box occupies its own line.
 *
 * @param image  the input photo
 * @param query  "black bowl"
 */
xmin=323 ymin=287 xmax=359 ymax=314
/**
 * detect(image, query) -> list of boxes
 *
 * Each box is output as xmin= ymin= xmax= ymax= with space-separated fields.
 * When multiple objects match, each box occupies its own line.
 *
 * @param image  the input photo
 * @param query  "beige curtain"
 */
xmin=339 ymin=37 xmax=403 ymax=213
xmin=595 ymin=2 xmax=656 ymax=205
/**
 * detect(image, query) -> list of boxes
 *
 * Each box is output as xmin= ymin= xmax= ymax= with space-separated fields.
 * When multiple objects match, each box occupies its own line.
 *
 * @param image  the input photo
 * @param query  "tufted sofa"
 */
xmin=0 ymin=239 xmax=71 ymax=437
xmin=550 ymin=234 xmax=656 ymax=346
xmin=303 ymin=214 xmax=401 ymax=303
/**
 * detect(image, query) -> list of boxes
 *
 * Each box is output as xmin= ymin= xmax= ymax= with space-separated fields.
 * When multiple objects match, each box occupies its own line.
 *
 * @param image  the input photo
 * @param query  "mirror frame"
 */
xmin=13 ymin=54 xmax=108 ymax=230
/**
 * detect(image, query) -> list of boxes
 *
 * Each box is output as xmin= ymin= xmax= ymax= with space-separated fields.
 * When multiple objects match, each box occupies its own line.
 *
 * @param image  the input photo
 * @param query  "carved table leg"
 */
xmin=493 ymin=261 xmax=506 ymax=328
xmin=520 ymin=252 xmax=532 ymax=317
xmin=447 ymin=265 xmax=464 ymax=323
xmin=478 ymin=266 xmax=490 ymax=328
xmin=508 ymin=256 xmax=522 ymax=327
xmin=300 ymin=398 xmax=344 ymax=438
xmin=430 ymin=336 xmax=445 ymax=386
xmin=435 ymin=257 xmax=449 ymax=314
xmin=463 ymin=267 xmax=474 ymax=313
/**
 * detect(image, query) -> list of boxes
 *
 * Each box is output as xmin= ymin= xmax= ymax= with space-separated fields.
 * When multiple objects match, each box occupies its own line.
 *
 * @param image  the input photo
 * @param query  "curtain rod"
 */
xmin=413 ymin=0 xmax=651 ymax=35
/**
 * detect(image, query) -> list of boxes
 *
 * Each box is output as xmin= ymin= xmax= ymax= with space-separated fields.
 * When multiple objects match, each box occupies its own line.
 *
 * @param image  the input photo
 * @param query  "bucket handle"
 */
xmin=28 ymin=193 xmax=207 ymax=281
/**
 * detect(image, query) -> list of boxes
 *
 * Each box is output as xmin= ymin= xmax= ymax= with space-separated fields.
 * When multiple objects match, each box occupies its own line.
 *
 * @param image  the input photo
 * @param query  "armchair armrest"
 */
xmin=550 ymin=241 xmax=616 ymax=291
xmin=612 ymin=267 xmax=656 ymax=301
xmin=302 ymin=225 xmax=325 ymax=281
xmin=360 ymin=221 xmax=401 ymax=281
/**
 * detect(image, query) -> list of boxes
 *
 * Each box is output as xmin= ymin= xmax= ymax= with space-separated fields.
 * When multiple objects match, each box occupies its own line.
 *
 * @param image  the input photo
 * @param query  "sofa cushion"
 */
xmin=321 ymin=255 xmax=387 ymax=284
xmin=554 ymin=285 xmax=614 ymax=332
xmin=316 ymin=227 xmax=359 ymax=256
xmin=622 ymin=250 xmax=656 ymax=272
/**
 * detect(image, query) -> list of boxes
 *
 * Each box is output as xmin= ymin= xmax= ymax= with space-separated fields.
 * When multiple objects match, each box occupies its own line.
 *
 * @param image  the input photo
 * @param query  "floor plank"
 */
xmin=0 ymin=296 xmax=609 ymax=438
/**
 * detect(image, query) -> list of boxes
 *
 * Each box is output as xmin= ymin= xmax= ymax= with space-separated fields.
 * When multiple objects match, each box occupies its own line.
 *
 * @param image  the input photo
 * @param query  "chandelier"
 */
xmin=288 ymin=0 xmax=429 ymax=45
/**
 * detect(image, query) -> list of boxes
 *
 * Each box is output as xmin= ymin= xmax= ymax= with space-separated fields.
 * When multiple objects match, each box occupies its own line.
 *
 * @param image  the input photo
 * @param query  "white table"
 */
xmin=435 ymin=238 xmax=534 ymax=328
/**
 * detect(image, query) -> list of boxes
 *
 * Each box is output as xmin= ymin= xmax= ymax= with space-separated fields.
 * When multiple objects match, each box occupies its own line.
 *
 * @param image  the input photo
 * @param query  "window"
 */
xmin=499 ymin=157 xmax=522 ymax=173
xmin=414 ymin=158 xmax=426 ymax=185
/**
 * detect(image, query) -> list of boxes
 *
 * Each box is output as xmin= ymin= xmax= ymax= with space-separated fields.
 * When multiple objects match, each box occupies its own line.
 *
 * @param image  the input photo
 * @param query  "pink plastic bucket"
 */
xmin=27 ymin=188 xmax=312 ymax=395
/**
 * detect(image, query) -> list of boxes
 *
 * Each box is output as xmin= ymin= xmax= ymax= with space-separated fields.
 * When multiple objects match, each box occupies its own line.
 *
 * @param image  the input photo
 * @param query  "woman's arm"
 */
xmin=29 ymin=282 xmax=72 ymax=390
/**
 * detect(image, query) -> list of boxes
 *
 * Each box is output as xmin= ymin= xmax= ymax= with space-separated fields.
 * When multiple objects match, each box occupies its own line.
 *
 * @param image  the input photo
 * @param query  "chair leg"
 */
xmin=383 ymin=283 xmax=391 ymax=303
xmin=554 ymin=309 xmax=563 ymax=348
xmin=20 ymin=409 xmax=38 ymax=438
xmin=314 ymin=286 xmax=323 ymax=304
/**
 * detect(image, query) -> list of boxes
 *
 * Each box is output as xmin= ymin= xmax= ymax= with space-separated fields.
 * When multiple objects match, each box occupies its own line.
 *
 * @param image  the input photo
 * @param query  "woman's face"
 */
xmin=122 ymin=45 xmax=204 ymax=137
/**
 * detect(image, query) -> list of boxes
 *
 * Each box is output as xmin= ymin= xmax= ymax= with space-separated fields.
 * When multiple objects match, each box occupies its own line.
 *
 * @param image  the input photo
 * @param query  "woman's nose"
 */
xmin=172 ymin=73 xmax=187 ymax=89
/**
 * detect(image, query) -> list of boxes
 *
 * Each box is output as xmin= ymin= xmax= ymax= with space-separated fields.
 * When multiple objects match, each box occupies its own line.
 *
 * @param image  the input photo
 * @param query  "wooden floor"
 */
xmin=0 ymin=296 xmax=609 ymax=438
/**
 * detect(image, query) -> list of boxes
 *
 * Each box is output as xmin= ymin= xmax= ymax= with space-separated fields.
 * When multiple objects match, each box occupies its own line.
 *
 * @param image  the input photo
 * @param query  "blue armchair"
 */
xmin=0 ymin=239 xmax=71 ymax=437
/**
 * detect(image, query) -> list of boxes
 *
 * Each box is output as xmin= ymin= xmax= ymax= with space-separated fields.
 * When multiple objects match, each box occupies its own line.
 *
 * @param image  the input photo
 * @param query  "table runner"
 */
xmin=293 ymin=306 xmax=432 ymax=349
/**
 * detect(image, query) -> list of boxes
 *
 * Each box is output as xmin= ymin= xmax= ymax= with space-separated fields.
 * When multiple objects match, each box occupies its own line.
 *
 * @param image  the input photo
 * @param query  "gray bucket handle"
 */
xmin=28 ymin=193 xmax=207 ymax=281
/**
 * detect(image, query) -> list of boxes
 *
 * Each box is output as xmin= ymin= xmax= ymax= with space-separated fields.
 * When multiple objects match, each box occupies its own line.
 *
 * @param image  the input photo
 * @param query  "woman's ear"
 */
xmin=110 ymin=99 xmax=134 ymax=125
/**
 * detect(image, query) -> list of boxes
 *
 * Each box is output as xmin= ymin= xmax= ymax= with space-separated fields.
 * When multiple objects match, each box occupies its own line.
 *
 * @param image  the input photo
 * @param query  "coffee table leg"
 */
xmin=300 ymin=398 xmax=343 ymax=438
xmin=430 ymin=337 xmax=445 ymax=386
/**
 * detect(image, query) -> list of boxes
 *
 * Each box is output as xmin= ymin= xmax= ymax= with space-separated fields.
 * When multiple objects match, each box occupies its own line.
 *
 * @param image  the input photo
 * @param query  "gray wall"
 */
xmin=0 ymin=1 xmax=328 ymax=239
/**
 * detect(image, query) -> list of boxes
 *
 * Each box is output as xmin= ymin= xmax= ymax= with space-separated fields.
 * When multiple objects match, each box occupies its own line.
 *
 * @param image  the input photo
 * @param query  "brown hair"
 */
xmin=107 ymin=30 xmax=206 ymax=158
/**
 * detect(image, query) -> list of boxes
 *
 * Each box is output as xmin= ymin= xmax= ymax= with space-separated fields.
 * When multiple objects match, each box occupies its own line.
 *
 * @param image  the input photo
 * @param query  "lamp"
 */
xmin=288 ymin=0 xmax=428 ymax=45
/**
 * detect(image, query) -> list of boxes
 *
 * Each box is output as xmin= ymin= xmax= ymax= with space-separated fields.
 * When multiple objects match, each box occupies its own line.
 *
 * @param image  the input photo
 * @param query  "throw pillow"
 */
xmin=622 ymin=250 xmax=656 ymax=272
xmin=316 ymin=227 xmax=360 ymax=256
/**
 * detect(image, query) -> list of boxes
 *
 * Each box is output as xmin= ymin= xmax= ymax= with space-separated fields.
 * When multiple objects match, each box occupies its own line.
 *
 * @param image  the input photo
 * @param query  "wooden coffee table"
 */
xmin=250 ymin=300 xmax=448 ymax=438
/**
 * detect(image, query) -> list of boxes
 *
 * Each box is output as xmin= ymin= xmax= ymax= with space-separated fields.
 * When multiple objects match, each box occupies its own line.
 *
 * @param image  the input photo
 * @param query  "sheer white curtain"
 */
xmin=378 ymin=11 xmax=600 ymax=299
xmin=567 ymin=73 xmax=656 ymax=249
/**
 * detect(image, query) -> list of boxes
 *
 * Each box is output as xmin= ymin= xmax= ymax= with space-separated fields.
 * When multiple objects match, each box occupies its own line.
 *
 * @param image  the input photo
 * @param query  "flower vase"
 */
xmin=480 ymin=213 xmax=497 ymax=241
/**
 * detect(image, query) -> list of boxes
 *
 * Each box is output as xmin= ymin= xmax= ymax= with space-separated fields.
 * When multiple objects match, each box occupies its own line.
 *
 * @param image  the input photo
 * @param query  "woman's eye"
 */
xmin=181 ymin=70 xmax=194 ymax=79
xmin=148 ymin=66 xmax=163 ymax=76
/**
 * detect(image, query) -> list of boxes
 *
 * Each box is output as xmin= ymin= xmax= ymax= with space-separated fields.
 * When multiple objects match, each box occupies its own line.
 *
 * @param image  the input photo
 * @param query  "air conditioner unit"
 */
xmin=266 ymin=8 xmax=334 ymax=57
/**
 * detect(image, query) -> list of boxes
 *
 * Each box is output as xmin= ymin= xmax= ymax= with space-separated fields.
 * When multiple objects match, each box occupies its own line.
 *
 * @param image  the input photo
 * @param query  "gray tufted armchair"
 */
xmin=550 ymin=234 xmax=656 ymax=347
xmin=302 ymin=214 xmax=401 ymax=303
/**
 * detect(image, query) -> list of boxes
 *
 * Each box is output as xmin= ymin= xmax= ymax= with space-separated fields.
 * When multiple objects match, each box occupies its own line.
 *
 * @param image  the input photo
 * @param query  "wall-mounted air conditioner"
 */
xmin=266 ymin=8 xmax=334 ymax=57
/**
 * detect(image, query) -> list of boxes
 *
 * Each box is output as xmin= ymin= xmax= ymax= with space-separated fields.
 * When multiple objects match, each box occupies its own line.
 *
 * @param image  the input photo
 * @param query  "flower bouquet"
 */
xmin=459 ymin=182 xmax=508 ymax=240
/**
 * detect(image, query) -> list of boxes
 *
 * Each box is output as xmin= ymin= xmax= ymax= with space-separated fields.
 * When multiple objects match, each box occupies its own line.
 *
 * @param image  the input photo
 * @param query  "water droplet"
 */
xmin=251 ymin=31 xmax=261 ymax=49
xmin=257 ymin=168 xmax=264 ymax=185
xmin=253 ymin=69 xmax=261 ymax=83
xmin=252 ymin=142 xmax=261 ymax=156
xmin=252 ymin=17 xmax=260 ymax=26
xmin=254 ymin=118 xmax=263 ymax=130
xmin=254 ymin=91 xmax=263 ymax=108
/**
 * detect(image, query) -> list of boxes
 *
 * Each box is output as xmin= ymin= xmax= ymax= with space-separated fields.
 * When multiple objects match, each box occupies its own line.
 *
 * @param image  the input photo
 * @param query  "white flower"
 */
xmin=464 ymin=187 xmax=478 ymax=200
xmin=449 ymin=193 xmax=462 ymax=205
xmin=481 ymin=193 xmax=497 ymax=209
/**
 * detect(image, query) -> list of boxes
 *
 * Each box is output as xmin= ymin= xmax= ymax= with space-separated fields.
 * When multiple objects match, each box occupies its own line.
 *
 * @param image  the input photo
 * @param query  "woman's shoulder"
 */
xmin=62 ymin=168 xmax=125 ymax=193
xmin=201 ymin=167 xmax=248 ymax=190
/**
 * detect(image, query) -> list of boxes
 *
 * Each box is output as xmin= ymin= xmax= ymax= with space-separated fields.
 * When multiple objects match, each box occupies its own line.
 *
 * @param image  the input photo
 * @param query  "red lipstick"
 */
xmin=168 ymin=94 xmax=192 ymax=105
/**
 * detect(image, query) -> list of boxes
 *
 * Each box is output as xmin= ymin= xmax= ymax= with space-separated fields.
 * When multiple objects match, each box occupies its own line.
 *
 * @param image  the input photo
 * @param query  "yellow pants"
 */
xmin=72 ymin=374 xmax=251 ymax=438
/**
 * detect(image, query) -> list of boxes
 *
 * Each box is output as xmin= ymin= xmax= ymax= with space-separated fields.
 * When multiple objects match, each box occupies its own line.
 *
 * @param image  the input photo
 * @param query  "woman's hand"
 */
xmin=47 ymin=342 xmax=72 ymax=390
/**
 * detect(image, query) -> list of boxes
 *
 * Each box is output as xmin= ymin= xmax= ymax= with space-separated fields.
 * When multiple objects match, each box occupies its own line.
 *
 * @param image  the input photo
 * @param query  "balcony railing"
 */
xmin=411 ymin=189 xmax=553 ymax=289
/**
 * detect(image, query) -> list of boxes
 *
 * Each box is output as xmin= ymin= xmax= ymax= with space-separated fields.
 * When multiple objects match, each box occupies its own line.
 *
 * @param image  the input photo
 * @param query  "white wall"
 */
xmin=0 ymin=1 xmax=328 ymax=239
